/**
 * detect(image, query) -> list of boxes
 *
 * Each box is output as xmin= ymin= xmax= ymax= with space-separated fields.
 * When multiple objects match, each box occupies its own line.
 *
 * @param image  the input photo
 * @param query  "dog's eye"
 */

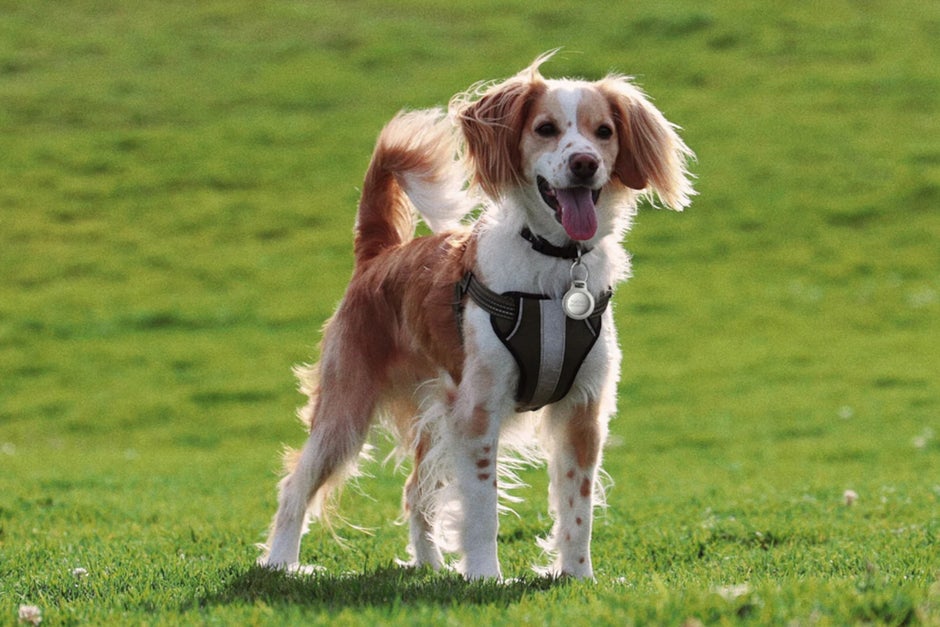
xmin=596 ymin=125 xmax=614 ymax=140
xmin=535 ymin=122 xmax=559 ymax=138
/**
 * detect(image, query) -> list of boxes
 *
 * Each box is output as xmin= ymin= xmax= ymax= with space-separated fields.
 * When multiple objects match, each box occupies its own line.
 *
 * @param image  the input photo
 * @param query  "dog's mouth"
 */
xmin=537 ymin=177 xmax=600 ymax=241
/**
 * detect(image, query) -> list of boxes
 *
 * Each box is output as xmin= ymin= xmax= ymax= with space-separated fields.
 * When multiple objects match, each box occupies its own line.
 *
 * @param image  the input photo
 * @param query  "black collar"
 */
xmin=520 ymin=227 xmax=589 ymax=260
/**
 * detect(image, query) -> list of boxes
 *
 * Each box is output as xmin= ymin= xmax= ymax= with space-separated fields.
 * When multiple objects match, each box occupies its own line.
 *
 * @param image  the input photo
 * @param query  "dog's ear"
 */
xmin=601 ymin=77 xmax=695 ymax=210
xmin=452 ymin=69 xmax=546 ymax=199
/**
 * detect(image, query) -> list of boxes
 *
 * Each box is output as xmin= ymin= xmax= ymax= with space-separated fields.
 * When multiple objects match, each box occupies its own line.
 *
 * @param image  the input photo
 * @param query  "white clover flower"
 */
xmin=714 ymin=583 xmax=751 ymax=601
xmin=913 ymin=427 xmax=934 ymax=450
xmin=18 ymin=605 xmax=42 ymax=625
xmin=843 ymin=489 xmax=859 ymax=506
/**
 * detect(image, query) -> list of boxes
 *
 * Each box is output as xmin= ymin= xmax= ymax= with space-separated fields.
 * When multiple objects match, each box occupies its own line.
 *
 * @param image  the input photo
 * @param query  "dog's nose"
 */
xmin=569 ymin=153 xmax=599 ymax=181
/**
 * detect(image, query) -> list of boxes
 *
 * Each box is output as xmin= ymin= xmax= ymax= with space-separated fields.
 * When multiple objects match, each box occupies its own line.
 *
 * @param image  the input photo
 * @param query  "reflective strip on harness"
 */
xmin=455 ymin=272 xmax=611 ymax=412
xmin=534 ymin=301 xmax=566 ymax=405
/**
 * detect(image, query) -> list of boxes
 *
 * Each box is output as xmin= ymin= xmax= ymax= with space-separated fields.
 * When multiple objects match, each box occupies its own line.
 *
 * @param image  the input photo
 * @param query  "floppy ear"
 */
xmin=601 ymin=77 xmax=695 ymax=210
xmin=451 ymin=69 xmax=546 ymax=199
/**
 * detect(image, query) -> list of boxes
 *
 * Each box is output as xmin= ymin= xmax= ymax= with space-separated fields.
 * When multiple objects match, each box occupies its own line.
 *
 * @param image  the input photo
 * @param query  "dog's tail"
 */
xmin=354 ymin=108 xmax=472 ymax=265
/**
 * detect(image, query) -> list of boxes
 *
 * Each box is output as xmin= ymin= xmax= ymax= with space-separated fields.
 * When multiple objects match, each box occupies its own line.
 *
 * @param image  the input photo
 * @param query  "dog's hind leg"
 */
xmin=261 ymin=364 xmax=378 ymax=571
xmin=401 ymin=432 xmax=444 ymax=569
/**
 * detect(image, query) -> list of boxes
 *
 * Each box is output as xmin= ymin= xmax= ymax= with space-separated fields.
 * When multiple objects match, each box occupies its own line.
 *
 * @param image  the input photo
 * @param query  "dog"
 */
xmin=259 ymin=52 xmax=694 ymax=580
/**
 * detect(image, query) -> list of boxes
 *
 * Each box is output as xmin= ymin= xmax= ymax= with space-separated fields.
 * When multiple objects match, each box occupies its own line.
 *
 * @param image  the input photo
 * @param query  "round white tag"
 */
xmin=563 ymin=282 xmax=595 ymax=320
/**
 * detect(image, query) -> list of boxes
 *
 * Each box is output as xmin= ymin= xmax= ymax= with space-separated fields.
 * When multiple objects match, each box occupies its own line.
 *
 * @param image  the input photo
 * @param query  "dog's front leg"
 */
xmin=543 ymin=400 xmax=604 ymax=579
xmin=451 ymin=392 xmax=507 ymax=580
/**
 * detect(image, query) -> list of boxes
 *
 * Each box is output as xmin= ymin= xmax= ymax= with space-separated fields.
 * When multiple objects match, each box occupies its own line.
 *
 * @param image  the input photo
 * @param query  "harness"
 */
xmin=454 ymin=230 xmax=613 ymax=412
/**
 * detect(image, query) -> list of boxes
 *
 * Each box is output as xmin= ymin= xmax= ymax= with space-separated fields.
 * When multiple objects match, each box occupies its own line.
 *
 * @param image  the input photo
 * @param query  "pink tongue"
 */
xmin=556 ymin=187 xmax=598 ymax=241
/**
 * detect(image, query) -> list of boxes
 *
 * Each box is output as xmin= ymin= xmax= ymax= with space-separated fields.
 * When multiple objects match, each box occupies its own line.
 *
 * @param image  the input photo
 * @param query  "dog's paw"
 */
xmin=460 ymin=566 xmax=503 ymax=582
xmin=534 ymin=563 xmax=595 ymax=582
xmin=257 ymin=557 xmax=325 ymax=577
xmin=394 ymin=556 xmax=420 ymax=569
xmin=395 ymin=554 xmax=446 ymax=571
xmin=289 ymin=564 xmax=326 ymax=576
xmin=255 ymin=555 xmax=280 ymax=569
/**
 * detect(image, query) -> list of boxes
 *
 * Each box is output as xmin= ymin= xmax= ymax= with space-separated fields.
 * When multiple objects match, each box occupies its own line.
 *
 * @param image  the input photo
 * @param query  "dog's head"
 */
xmin=452 ymin=53 xmax=695 ymax=243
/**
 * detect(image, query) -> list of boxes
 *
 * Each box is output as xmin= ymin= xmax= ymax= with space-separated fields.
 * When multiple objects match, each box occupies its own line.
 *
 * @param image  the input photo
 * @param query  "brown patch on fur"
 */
xmin=469 ymin=404 xmax=490 ymax=438
xmin=568 ymin=402 xmax=602 ymax=469
xmin=354 ymin=231 xmax=477 ymax=384
xmin=476 ymin=458 xmax=490 ymax=469
xmin=311 ymin=231 xmax=477 ymax=445
xmin=478 ymin=473 xmax=491 ymax=481
xmin=580 ymin=478 xmax=592 ymax=499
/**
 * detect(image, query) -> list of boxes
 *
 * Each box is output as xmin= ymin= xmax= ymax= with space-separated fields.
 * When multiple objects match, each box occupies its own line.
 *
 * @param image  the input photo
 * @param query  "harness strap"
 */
xmin=454 ymin=272 xmax=612 ymax=411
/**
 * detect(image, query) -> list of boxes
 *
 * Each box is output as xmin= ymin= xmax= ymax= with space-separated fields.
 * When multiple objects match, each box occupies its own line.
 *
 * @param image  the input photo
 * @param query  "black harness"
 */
xmin=454 ymin=230 xmax=613 ymax=412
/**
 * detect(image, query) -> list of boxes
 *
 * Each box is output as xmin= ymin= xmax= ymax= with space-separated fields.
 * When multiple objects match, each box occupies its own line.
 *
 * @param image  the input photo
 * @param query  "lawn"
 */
xmin=1 ymin=0 xmax=938 ymax=624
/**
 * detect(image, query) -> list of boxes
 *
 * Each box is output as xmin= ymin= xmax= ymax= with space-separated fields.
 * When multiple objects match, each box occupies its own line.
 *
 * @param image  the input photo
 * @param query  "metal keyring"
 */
xmin=570 ymin=257 xmax=589 ymax=284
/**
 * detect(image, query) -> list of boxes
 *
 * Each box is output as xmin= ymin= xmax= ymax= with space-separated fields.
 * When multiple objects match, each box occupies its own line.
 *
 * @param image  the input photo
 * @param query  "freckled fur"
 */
xmin=259 ymin=52 xmax=694 ymax=581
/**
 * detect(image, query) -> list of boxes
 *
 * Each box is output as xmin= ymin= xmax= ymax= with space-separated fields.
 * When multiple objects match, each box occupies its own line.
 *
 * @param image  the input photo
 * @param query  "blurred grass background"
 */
xmin=1 ymin=1 xmax=938 ymax=624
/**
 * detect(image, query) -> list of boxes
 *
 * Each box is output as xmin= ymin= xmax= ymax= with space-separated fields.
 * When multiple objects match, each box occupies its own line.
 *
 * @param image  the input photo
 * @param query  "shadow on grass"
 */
xmin=203 ymin=564 xmax=564 ymax=610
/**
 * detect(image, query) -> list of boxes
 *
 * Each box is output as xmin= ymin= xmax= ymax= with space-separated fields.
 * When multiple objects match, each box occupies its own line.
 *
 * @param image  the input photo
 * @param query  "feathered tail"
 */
xmin=354 ymin=109 xmax=473 ymax=266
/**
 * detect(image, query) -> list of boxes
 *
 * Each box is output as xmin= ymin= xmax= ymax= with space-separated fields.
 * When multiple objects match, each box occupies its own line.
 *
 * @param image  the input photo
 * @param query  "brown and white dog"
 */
xmin=259 ymin=53 xmax=694 ymax=580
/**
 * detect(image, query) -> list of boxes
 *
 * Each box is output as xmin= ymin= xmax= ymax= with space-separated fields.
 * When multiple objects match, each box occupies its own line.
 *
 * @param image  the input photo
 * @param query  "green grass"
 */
xmin=1 ymin=0 xmax=939 ymax=624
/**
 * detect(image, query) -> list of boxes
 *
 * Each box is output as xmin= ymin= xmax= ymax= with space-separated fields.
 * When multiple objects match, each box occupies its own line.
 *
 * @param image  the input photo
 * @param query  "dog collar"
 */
xmin=520 ymin=227 xmax=591 ymax=260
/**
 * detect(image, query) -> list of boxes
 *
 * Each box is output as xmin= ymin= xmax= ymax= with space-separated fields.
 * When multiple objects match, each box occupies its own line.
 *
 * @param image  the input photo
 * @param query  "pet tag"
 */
xmin=563 ymin=259 xmax=595 ymax=320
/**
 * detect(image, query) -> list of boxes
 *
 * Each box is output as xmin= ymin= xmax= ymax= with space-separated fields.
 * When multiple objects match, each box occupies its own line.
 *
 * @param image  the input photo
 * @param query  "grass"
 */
xmin=1 ymin=0 xmax=939 ymax=624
